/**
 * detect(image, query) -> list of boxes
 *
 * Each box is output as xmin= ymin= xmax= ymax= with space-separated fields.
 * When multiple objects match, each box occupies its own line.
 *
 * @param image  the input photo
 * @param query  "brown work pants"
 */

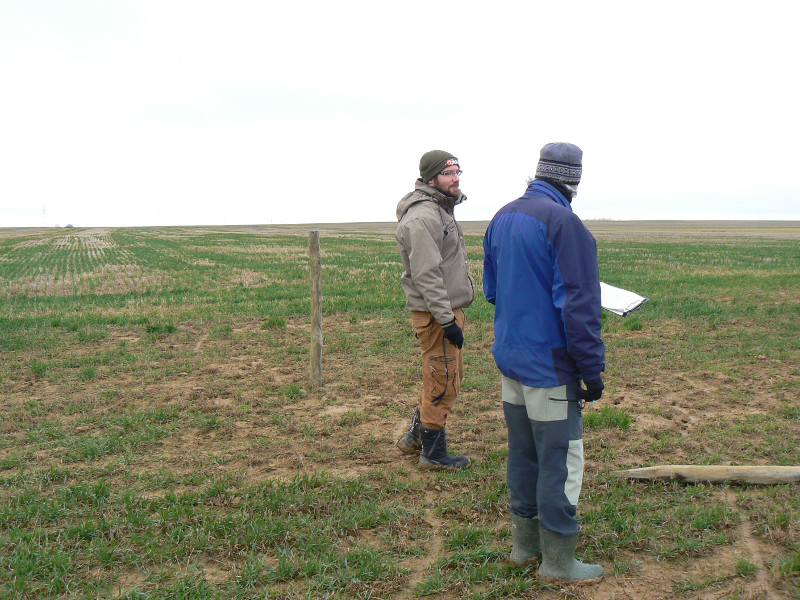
xmin=411 ymin=309 xmax=465 ymax=429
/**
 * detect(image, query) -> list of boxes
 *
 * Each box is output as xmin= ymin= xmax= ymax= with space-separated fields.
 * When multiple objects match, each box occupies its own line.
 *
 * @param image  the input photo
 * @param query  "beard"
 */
xmin=431 ymin=178 xmax=460 ymax=198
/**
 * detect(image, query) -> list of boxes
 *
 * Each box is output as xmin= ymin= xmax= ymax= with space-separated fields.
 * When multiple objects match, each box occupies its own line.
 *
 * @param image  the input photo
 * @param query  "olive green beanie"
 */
xmin=419 ymin=150 xmax=459 ymax=183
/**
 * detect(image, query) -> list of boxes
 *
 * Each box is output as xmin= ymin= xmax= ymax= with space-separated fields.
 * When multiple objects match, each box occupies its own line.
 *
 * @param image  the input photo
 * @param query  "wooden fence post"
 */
xmin=309 ymin=231 xmax=322 ymax=389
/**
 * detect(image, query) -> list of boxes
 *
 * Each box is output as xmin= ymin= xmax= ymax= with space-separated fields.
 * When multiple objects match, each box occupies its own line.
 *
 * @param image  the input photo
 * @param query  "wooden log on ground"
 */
xmin=615 ymin=465 xmax=800 ymax=485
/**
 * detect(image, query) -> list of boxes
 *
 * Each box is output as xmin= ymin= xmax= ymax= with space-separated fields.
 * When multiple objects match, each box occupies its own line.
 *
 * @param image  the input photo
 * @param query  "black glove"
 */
xmin=578 ymin=378 xmax=604 ymax=402
xmin=442 ymin=320 xmax=464 ymax=349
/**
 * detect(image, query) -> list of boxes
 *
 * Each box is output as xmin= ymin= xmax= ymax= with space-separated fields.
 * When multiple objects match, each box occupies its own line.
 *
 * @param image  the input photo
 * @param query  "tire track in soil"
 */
xmin=397 ymin=485 xmax=445 ymax=600
xmin=392 ymin=417 xmax=446 ymax=600
xmin=194 ymin=332 xmax=210 ymax=353
xmin=723 ymin=489 xmax=774 ymax=598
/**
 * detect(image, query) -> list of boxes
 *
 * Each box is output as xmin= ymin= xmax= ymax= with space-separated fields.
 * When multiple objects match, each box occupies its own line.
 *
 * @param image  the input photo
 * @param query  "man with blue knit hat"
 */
xmin=483 ymin=143 xmax=605 ymax=583
xmin=395 ymin=149 xmax=476 ymax=469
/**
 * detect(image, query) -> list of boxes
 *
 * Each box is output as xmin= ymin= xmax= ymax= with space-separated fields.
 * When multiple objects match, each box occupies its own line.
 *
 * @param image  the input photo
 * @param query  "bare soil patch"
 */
xmin=1 ymin=222 xmax=798 ymax=599
xmin=7 ymin=310 xmax=796 ymax=598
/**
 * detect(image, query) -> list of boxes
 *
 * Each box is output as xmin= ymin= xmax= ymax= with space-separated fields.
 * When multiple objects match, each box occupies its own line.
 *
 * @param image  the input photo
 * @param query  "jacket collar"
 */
xmin=523 ymin=180 xmax=572 ymax=210
xmin=415 ymin=179 xmax=466 ymax=212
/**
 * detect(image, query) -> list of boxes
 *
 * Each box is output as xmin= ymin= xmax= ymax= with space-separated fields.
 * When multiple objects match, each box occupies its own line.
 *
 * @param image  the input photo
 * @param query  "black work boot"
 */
xmin=419 ymin=425 xmax=470 ymax=469
xmin=396 ymin=407 xmax=422 ymax=454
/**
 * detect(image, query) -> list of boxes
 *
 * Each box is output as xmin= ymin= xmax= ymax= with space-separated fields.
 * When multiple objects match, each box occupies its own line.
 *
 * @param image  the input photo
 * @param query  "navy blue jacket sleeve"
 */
xmin=549 ymin=214 xmax=605 ymax=381
xmin=482 ymin=231 xmax=496 ymax=305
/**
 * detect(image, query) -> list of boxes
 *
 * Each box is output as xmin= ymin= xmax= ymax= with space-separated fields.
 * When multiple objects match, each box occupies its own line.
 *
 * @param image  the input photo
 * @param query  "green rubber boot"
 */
xmin=509 ymin=514 xmax=541 ymax=565
xmin=538 ymin=527 xmax=603 ymax=584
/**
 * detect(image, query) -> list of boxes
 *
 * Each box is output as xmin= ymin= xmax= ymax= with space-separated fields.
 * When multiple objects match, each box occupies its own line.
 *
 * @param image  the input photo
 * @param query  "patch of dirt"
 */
xmin=2 ymin=223 xmax=799 ymax=599
xmin=7 ymin=310 xmax=796 ymax=599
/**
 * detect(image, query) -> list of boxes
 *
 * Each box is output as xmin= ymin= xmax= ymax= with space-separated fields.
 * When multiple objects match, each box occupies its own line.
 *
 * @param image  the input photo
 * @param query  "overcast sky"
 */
xmin=2 ymin=1 xmax=799 ymax=228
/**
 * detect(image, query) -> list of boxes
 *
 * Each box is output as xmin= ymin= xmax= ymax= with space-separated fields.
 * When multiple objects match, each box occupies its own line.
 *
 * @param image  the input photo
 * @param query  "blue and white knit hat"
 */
xmin=535 ymin=143 xmax=582 ymax=185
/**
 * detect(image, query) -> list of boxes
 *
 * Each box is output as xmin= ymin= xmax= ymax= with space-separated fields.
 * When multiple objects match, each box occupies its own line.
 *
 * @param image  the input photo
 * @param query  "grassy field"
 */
xmin=0 ymin=222 xmax=798 ymax=599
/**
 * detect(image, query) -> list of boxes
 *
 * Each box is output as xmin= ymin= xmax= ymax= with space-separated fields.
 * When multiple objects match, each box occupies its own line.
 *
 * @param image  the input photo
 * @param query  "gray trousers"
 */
xmin=502 ymin=376 xmax=584 ymax=537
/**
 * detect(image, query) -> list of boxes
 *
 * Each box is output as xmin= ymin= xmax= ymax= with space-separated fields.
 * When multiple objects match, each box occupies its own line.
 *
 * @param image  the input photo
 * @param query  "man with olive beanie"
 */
xmin=395 ymin=150 xmax=476 ymax=469
xmin=483 ymin=143 xmax=605 ymax=583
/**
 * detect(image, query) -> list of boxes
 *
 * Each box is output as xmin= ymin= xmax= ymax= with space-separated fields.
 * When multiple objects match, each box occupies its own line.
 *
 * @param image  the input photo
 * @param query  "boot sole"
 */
xmin=538 ymin=573 xmax=604 ymax=586
xmin=507 ymin=556 xmax=540 ymax=567
xmin=418 ymin=457 xmax=471 ymax=469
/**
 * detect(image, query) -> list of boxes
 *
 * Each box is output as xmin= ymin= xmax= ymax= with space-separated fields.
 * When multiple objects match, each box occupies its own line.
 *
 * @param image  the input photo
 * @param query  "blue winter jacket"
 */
xmin=483 ymin=181 xmax=605 ymax=388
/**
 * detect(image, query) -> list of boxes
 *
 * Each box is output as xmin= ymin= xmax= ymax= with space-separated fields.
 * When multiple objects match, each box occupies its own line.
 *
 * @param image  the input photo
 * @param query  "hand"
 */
xmin=579 ymin=378 xmax=604 ymax=402
xmin=442 ymin=320 xmax=464 ymax=349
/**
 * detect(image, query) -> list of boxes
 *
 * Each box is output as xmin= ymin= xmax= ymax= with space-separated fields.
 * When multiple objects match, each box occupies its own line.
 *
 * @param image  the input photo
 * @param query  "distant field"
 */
xmin=6 ymin=219 xmax=787 ymax=237
xmin=0 ymin=224 xmax=798 ymax=599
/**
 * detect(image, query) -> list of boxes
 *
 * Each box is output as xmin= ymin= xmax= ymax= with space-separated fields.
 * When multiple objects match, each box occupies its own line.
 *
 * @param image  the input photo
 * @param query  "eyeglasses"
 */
xmin=439 ymin=170 xmax=462 ymax=178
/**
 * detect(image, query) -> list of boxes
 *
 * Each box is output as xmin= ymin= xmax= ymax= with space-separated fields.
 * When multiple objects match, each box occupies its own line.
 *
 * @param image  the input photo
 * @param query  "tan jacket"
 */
xmin=395 ymin=181 xmax=476 ymax=325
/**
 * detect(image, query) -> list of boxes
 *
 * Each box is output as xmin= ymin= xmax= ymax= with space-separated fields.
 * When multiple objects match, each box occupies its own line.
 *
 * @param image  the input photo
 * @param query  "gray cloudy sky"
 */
xmin=1 ymin=0 xmax=798 ymax=228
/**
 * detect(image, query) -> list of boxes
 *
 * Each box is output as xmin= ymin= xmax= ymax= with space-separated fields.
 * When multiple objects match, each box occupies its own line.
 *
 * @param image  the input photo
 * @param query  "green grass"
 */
xmin=0 ymin=226 xmax=798 ymax=599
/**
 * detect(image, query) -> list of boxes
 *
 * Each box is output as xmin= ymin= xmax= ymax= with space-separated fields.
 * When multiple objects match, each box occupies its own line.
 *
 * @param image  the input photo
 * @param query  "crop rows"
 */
xmin=0 ymin=225 xmax=798 ymax=599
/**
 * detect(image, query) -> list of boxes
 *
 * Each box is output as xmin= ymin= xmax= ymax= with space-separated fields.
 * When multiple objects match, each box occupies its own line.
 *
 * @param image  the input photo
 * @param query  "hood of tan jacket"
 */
xmin=396 ymin=180 xmax=465 ymax=222
xmin=395 ymin=180 xmax=475 ymax=325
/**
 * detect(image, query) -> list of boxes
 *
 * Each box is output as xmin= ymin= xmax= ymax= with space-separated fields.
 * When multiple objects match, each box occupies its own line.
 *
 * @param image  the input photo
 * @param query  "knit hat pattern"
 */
xmin=419 ymin=150 xmax=459 ymax=183
xmin=535 ymin=142 xmax=582 ymax=184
